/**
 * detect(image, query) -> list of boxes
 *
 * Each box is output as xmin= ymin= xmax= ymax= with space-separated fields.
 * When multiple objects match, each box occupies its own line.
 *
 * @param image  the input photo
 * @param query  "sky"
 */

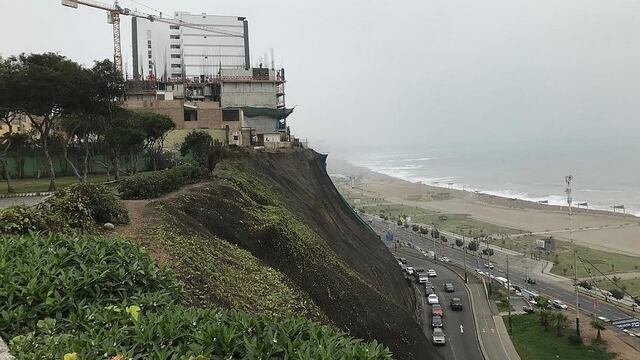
xmin=2 ymin=0 xmax=640 ymax=153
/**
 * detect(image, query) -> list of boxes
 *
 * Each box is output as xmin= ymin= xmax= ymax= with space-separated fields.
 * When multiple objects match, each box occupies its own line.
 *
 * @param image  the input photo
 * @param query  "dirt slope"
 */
xmin=129 ymin=148 xmax=440 ymax=359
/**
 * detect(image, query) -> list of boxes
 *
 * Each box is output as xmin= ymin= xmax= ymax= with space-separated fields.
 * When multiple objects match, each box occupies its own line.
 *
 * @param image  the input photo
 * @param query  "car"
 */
xmin=440 ymin=256 xmax=450 ymax=262
xmin=431 ymin=304 xmax=444 ymax=317
xmin=522 ymin=305 xmax=535 ymax=314
xmin=525 ymin=278 xmax=536 ymax=284
xmin=413 ymin=268 xmax=426 ymax=280
xmin=399 ymin=257 xmax=407 ymax=264
xmin=484 ymin=263 xmax=494 ymax=269
xmin=427 ymin=294 xmax=439 ymax=305
xmin=450 ymin=297 xmax=463 ymax=311
xmin=431 ymin=315 xmax=443 ymax=328
xmin=427 ymin=269 xmax=437 ymax=277
xmin=551 ymin=300 xmax=568 ymax=310
xmin=406 ymin=267 xmax=414 ymax=276
xmin=597 ymin=316 xmax=610 ymax=323
xmin=418 ymin=273 xmax=430 ymax=284
xmin=432 ymin=328 xmax=446 ymax=345
xmin=444 ymin=283 xmax=455 ymax=292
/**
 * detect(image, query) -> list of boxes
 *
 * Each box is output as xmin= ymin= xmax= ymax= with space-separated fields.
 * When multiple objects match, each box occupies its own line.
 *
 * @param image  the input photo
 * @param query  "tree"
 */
xmin=137 ymin=112 xmax=174 ymax=171
xmin=455 ymin=239 xmax=464 ymax=247
xmin=609 ymin=288 xmax=624 ymax=300
xmin=554 ymin=312 xmax=568 ymax=337
xmin=179 ymin=130 xmax=222 ymax=171
xmin=467 ymin=241 xmax=478 ymax=252
xmin=412 ymin=224 xmax=419 ymax=232
xmin=539 ymin=309 xmax=552 ymax=330
xmin=0 ymin=57 xmax=19 ymax=192
xmin=10 ymin=53 xmax=87 ymax=190
xmin=97 ymin=108 xmax=145 ymax=180
xmin=590 ymin=319 xmax=606 ymax=343
xmin=439 ymin=235 xmax=447 ymax=242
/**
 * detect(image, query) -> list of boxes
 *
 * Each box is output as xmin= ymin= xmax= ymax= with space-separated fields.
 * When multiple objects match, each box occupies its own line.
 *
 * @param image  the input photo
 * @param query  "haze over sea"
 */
xmin=343 ymin=140 xmax=640 ymax=216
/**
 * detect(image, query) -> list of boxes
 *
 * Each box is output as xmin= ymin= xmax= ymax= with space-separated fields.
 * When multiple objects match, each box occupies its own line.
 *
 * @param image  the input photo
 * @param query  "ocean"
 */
xmin=343 ymin=141 xmax=640 ymax=216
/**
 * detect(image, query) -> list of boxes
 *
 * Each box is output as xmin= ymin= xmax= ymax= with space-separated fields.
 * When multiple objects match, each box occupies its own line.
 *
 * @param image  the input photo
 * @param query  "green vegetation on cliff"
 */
xmin=0 ymin=233 xmax=392 ymax=359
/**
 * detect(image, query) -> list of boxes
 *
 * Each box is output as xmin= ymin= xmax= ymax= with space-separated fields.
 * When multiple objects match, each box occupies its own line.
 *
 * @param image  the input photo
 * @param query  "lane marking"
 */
xmin=460 ymin=324 xmax=464 ymax=333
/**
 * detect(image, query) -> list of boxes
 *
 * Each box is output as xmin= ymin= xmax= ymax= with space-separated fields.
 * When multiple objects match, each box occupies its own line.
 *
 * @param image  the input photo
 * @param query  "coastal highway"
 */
xmin=370 ymin=216 xmax=638 ymax=326
xmin=392 ymin=249 xmax=483 ymax=360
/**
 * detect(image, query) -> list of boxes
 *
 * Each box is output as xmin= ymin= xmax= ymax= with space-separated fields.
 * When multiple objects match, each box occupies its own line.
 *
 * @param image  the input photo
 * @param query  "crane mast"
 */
xmin=62 ymin=0 xmax=244 ymax=75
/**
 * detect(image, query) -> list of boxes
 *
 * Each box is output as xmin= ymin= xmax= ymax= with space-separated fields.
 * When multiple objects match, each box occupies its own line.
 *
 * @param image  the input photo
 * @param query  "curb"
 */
xmin=0 ymin=191 xmax=54 ymax=199
xmin=0 ymin=337 xmax=14 ymax=360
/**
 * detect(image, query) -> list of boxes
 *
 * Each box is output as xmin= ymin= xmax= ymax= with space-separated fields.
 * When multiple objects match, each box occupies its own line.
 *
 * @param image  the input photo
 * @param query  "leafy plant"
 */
xmin=118 ymin=164 xmax=206 ymax=199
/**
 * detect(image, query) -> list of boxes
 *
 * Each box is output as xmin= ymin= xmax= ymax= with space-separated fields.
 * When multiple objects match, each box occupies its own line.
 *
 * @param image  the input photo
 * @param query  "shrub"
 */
xmin=412 ymin=224 xmax=419 ymax=232
xmin=0 ymin=183 xmax=129 ymax=235
xmin=0 ymin=233 xmax=181 ymax=339
xmin=609 ymin=288 xmax=625 ymax=300
xmin=577 ymin=281 xmax=592 ymax=290
xmin=439 ymin=235 xmax=447 ymax=242
xmin=419 ymin=227 xmax=429 ymax=235
xmin=467 ymin=241 xmax=479 ymax=251
xmin=455 ymin=239 xmax=464 ymax=247
xmin=118 ymin=164 xmax=206 ymax=199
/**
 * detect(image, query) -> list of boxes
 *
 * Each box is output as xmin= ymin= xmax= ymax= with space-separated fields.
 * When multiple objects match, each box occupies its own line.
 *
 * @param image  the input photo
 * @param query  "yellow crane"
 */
xmin=61 ymin=0 xmax=244 ymax=75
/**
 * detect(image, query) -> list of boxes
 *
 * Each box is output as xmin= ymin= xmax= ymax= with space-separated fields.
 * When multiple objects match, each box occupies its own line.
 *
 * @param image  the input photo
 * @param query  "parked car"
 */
xmin=427 ymin=294 xmax=439 ymax=305
xmin=431 ymin=304 xmax=444 ymax=317
xmin=450 ymin=297 xmax=463 ymax=311
xmin=522 ymin=305 xmax=535 ymax=314
xmin=428 ymin=269 xmax=437 ymax=277
xmin=484 ymin=263 xmax=494 ymax=269
xmin=399 ymin=257 xmax=407 ymax=264
xmin=406 ymin=267 xmax=414 ymax=276
xmin=431 ymin=315 xmax=443 ymax=328
xmin=444 ymin=283 xmax=455 ymax=292
xmin=551 ymin=300 xmax=568 ymax=310
xmin=432 ymin=328 xmax=446 ymax=345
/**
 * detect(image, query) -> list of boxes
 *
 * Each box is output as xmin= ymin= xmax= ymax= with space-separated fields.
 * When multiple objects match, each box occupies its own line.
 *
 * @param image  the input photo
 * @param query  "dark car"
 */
xmin=525 ymin=278 xmax=536 ymax=284
xmin=444 ymin=283 xmax=455 ymax=292
xmin=522 ymin=305 xmax=535 ymax=314
xmin=399 ymin=257 xmax=408 ymax=264
xmin=450 ymin=297 xmax=463 ymax=311
xmin=431 ymin=315 xmax=443 ymax=328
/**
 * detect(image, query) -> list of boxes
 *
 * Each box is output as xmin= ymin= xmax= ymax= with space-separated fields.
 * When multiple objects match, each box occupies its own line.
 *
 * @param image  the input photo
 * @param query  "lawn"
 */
xmin=0 ymin=174 xmax=111 ymax=194
xmin=508 ymin=314 xmax=613 ymax=360
xmin=551 ymin=244 xmax=640 ymax=278
xmin=593 ymin=278 xmax=640 ymax=298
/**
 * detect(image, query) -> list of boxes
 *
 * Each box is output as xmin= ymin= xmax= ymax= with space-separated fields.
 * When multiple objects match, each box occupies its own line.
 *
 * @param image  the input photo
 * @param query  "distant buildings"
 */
xmin=125 ymin=12 xmax=298 ymax=149
xmin=131 ymin=13 xmax=249 ymax=81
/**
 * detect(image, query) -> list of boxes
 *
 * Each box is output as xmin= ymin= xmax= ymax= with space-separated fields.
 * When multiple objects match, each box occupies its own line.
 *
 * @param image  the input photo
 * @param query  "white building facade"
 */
xmin=132 ymin=13 xmax=250 ymax=81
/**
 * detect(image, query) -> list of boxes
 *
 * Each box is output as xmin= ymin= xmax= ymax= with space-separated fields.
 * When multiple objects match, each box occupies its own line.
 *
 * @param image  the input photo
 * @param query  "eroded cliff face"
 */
xmin=139 ymin=148 xmax=440 ymax=360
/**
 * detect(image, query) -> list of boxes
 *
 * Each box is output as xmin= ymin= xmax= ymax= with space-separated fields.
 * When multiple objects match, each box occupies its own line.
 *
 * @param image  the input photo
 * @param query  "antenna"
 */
xmin=565 ymin=175 xmax=581 ymax=340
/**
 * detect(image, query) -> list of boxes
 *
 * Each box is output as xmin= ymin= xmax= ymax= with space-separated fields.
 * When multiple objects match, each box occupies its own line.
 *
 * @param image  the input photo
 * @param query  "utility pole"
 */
xmin=507 ymin=254 xmax=512 ymax=333
xmin=463 ymin=234 xmax=468 ymax=283
xmin=566 ymin=175 xmax=581 ymax=339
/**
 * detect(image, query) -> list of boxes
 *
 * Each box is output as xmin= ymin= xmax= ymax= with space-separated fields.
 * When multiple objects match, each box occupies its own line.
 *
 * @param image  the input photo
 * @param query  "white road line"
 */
xmin=460 ymin=324 xmax=464 ymax=333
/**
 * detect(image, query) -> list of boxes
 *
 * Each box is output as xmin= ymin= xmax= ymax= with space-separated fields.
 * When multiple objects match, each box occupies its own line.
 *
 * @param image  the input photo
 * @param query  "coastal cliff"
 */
xmin=126 ymin=148 xmax=438 ymax=359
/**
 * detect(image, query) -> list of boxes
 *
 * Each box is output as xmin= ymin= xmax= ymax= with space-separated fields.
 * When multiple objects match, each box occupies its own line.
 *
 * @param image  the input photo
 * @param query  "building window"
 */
xmin=171 ymin=73 xmax=182 ymax=78
xmin=223 ymin=109 xmax=240 ymax=122
xmin=148 ymin=64 xmax=153 ymax=69
xmin=148 ymin=50 xmax=152 ymax=57
xmin=184 ymin=109 xmax=198 ymax=122
xmin=149 ymin=60 xmax=153 ymax=65
xmin=170 ymin=44 xmax=180 ymax=49
xmin=147 ymin=44 xmax=152 ymax=49
xmin=233 ymin=135 xmax=239 ymax=141
xmin=171 ymin=64 xmax=181 ymax=68
xmin=170 ymin=35 xmax=180 ymax=40
xmin=169 ymin=25 xmax=180 ymax=30
xmin=170 ymin=54 xmax=181 ymax=59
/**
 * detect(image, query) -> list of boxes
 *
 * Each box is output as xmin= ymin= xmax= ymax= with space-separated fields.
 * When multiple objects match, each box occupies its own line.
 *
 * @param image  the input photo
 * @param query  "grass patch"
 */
xmin=508 ymin=314 xmax=613 ymax=360
xmin=551 ymin=244 xmax=640 ymax=277
xmin=0 ymin=174 xmax=109 ymax=194
xmin=592 ymin=278 xmax=640 ymax=298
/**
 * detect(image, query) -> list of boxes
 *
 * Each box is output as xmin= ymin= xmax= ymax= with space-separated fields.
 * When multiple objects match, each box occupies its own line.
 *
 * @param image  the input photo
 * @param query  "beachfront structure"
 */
xmin=131 ymin=13 xmax=250 ymax=81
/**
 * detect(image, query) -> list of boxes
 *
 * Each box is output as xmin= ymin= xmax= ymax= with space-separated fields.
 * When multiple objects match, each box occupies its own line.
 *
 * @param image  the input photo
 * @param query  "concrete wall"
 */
xmin=220 ymin=82 xmax=278 ymax=108
xmin=243 ymin=115 xmax=278 ymax=133
xmin=124 ymin=100 xmax=223 ymax=130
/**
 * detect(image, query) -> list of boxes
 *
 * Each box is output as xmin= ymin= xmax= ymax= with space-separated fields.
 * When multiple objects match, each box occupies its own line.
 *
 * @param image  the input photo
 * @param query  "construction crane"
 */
xmin=61 ymin=0 xmax=244 ymax=75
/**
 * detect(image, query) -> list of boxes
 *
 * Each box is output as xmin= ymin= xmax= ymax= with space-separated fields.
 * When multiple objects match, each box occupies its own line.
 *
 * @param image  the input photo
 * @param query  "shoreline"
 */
xmin=328 ymin=157 xmax=640 ymax=256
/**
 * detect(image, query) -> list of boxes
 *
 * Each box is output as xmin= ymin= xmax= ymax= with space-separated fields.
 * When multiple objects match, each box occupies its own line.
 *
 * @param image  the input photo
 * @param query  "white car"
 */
xmin=551 ymin=300 xmax=568 ymax=310
xmin=427 ymin=269 xmax=437 ymax=277
xmin=406 ymin=267 xmax=414 ymax=276
xmin=427 ymin=294 xmax=439 ymax=305
xmin=484 ymin=263 xmax=494 ymax=269
xmin=432 ymin=328 xmax=446 ymax=345
xmin=441 ymin=257 xmax=450 ymax=262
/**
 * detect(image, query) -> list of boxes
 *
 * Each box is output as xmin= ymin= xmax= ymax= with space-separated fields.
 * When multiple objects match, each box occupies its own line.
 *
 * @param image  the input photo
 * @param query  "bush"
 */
xmin=455 ymin=239 xmax=464 ymax=247
xmin=412 ymin=224 xmax=420 ymax=232
xmin=467 ymin=241 xmax=479 ymax=251
xmin=609 ymin=288 xmax=625 ymax=300
xmin=0 ymin=183 xmax=129 ymax=235
xmin=440 ymin=235 xmax=447 ymax=242
xmin=118 ymin=164 xmax=206 ymax=199
xmin=0 ymin=233 xmax=181 ymax=340
xmin=419 ymin=227 xmax=429 ymax=235
xmin=577 ymin=281 xmax=592 ymax=290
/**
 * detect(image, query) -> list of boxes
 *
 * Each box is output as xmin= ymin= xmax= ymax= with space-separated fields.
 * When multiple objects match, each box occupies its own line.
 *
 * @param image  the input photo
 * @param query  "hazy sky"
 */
xmin=2 ymin=0 xmax=640 ymax=153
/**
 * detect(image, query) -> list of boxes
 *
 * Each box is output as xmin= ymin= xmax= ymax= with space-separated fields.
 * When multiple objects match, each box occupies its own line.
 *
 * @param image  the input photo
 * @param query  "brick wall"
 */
xmin=124 ymin=100 xmax=223 ymax=130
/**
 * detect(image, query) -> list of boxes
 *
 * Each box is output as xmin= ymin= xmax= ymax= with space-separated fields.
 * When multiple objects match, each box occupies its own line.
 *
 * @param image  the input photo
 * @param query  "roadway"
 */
xmin=393 ymin=249 xmax=483 ymax=360
xmin=370 ymin=215 xmax=638 ymax=326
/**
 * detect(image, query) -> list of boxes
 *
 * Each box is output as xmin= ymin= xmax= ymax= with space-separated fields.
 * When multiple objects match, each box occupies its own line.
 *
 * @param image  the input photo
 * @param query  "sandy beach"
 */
xmin=328 ymin=158 xmax=640 ymax=256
